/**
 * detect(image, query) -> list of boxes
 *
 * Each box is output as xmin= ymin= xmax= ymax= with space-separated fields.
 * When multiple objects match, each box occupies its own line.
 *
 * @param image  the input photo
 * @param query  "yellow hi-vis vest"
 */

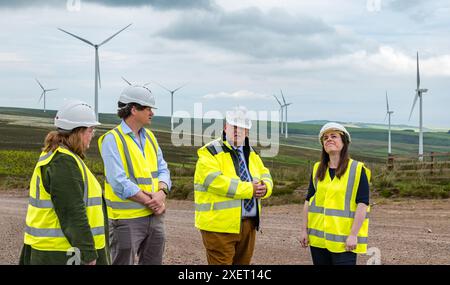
xmin=98 ymin=125 xmax=159 ymax=220
xmin=194 ymin=138 xmax=273 ymax=234
xmin=24 ymin=146 xmax=105 ymax=251
xmin=308 ymin=159 xmax=371 ymax=254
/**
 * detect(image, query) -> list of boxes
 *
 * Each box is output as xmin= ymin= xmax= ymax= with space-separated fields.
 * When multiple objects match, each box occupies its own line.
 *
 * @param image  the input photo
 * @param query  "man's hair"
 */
xmin=117 ymin=102 xmax=147 ymax=119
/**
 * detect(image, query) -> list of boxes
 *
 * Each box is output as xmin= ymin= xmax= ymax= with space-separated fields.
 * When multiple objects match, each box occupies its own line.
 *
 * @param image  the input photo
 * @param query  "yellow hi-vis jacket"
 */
xmin=24 ymin=146 xmax=105 ymax=251
xmin=194 ymin=137 xmax=273 ymax=234
xmin=98 ymin=125 xmax=159 ymax=220
xmin=308 ymin=159 xmax=371 ymax=254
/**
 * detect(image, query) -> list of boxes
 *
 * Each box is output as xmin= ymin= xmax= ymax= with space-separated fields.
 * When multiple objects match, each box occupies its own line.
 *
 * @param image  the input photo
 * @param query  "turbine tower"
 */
xmin=385 ymin=91 xmax=394 ymax=155
xmin=408 ymin=52 xmax=428 ymax=161
xmin=273 ymin=94 xmax=284 ymax=135
xmin=280 ymin=89 xmax=292 ymax=138
xmin=35 ymin=78 xmax=57 ymax=112
xmin=58 ymin=23 xmax=132 ymax=120
xmin=155 ymin=82 xmax=188 ymax=131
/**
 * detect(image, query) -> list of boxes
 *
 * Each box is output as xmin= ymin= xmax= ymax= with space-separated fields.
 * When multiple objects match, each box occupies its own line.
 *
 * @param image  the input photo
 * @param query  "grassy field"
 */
xmin=1 ymin=106 xmax=449 ymax=202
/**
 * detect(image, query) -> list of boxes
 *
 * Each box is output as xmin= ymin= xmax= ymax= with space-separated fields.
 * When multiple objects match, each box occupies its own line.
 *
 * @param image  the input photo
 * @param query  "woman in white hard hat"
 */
xmin=20 ymin=100 xmax=109 ymax=265
xmin=300 ymin=122 xmax=371 ymax=265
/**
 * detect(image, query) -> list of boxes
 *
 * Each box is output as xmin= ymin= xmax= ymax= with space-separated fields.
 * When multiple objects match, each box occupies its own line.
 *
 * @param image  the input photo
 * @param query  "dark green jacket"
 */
xmin=20 ymin=152 xmax=110 ymax=265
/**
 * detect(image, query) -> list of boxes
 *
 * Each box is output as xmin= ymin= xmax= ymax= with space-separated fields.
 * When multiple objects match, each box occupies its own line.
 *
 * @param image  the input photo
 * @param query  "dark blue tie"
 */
xmin=237 ymin=149 xmax=254 ymax=211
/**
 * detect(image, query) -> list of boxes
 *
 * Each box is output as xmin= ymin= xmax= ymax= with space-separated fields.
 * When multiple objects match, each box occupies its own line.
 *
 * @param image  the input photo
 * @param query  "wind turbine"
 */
xmin=58 ymin=23 xmax=132 ymax=120
xmin=280 ymin=89 xmax=293 ymax=138
xmin=273 ymin=94 xmax=284 ymax=135
xmin=408 ymin=52 xmax=428 ymax=161
xmin=385 ymin=91 xmax=394 ymax=155
xmin=35 ymin=79 xmax=57 ymax=112
xmin=155 ymin=82 xmax=188 ymax=131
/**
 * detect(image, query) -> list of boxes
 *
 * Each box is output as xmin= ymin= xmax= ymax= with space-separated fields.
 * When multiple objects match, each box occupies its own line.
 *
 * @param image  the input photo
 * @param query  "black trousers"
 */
xmin=310 ymin=246 xmax=357 ymax=265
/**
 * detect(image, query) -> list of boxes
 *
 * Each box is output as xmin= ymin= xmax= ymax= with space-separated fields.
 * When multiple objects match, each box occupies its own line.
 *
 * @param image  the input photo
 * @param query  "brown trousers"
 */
xmin=200 ymin=219 xmax=256 ymax=265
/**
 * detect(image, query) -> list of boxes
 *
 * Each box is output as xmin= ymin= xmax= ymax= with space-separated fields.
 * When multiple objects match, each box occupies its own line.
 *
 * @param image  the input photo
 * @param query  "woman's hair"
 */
xmin=117 ymin=102 xmax=147 ymax=119
xmin=316 ymin=133 xmax=350 ymax=181
xmin=43 ymin=127 xmax=87 ymax=159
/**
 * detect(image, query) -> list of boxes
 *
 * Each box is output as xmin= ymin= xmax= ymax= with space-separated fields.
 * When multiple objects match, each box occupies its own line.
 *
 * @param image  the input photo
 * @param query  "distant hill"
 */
xmin=299 ymin=120 xmax=445 ymax=133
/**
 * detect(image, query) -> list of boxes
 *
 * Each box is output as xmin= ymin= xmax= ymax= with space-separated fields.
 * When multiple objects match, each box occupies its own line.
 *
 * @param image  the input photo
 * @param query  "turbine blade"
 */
xmin=46 ymin=88 xmax=58 ymax=92
xmin=273 ymin=95 xmax=282 ymax=106
xmin=384 ymin=113 xmax=388 ymax=122
xmin=38 ymin=91 xmax=45 ymax=102
xmin=122 ymin=76 xmax=132 ymax=86
xmin=99 ymin=23 xmax=132 ymax=46
xmin=143 ymin=82 xmax=151 ymax=86
xmin=58 ymin=28 xmax=95 ymax=46
xmin=154 ymin=82 xmax=171 ymax=93
xmin=35 ymin=78 xmax=44 ymax=91
xmin=173 ymin=82 xmax=188 ymax=93
xmin=417 ymin=52 xmax=420 ymax=89
xmin=280 ymin=89 xmax=287 ymax=104
xmin=408 ymin=92 xmax=419 ymax=121
xmin=386 ymin=91 xmax=389 ymax=112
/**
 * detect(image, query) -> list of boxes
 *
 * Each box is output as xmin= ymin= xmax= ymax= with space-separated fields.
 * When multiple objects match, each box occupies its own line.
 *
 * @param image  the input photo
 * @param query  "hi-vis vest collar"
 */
xmin=206 ymin=132 xmax=254 ymax=176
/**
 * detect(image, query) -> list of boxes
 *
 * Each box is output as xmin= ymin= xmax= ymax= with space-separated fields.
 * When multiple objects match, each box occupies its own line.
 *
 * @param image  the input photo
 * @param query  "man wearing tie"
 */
xmin=194 ymin=106 xmax=273 ymax=265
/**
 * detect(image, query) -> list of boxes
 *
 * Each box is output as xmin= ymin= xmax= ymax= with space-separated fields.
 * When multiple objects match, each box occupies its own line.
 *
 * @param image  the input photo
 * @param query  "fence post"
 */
xmin=430 ymin=152 xmax=435 ymax=175
xmin=387 ymin=154 xmax=394 ymax=171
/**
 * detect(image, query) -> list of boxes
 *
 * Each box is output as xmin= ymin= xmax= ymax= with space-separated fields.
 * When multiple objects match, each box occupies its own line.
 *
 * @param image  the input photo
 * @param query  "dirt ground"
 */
xmin=1 ymin=190 xmax=450 ymax=265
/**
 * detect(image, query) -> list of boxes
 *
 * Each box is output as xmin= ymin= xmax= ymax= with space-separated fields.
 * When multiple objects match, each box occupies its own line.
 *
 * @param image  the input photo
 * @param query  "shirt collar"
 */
xmin=121 ymin=120 xmax=144 ymax=137
xmin=225 ymin=134 xmax=243 ymax=152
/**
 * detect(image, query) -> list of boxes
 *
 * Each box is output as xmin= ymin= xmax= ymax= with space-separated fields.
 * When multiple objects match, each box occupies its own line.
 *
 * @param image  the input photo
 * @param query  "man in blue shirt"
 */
xmin=99 ymin=85 xmax=171 ymax=265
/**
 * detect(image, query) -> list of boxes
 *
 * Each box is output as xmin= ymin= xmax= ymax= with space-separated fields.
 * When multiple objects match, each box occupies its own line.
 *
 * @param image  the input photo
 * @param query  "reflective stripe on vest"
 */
xmin=25 ymin=225 xmax=105 ymax=238
xmin=195 ymin=200 xmax=241 ymax=212
xmin=308 ymin=228 xmax=368 ymax=244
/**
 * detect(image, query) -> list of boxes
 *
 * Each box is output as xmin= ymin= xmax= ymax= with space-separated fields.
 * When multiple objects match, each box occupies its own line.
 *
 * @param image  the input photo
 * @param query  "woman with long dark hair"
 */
xmin=300 ymin=122 xmax=371 ymax=265
xmin=20 ymin=100 xmax=109 ymax=265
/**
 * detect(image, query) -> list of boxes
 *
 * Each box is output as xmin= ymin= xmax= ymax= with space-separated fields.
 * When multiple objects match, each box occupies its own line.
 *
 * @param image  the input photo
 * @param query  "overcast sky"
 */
xmin=0 ymin=0 xmax=449 ymax=128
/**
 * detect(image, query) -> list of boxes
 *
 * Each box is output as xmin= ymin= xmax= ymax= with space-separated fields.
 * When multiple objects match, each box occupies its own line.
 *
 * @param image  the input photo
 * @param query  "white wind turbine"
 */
xmin=58 ymin=23 xmax=132 ymax=120
xmin=280 ymin=89 xmax=292 ymax=138
xmin=385 ymin=91 xmax=394 ymax=155
xmin=273 ymin=94 xmax=284 ymax=135
xmin=35 ymin=78 xmax=57 ymax=112
xmin=408 ymin=52 xmax=428 ymax=161
xmin=155 ymin=82 xmax=188 ymax=131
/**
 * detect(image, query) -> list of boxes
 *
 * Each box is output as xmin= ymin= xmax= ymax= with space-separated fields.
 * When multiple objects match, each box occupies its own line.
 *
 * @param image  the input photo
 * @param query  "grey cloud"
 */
xmin=0 ymin=0 xmax=214 ymax=10
xmin=158 ymin=7 xmax=362 ymax=60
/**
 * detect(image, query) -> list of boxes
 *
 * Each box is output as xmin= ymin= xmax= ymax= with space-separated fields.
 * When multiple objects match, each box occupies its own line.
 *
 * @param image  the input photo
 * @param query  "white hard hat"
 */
xmin=318 ymin=122 xmax=351 ymax=144
xmin=119 ymin=85 xmax=157 ymax=109
xmin=225 ymin=106 xmax=252 ymax=129
xmin=55 ymin=100 xmax=100 ymax=131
